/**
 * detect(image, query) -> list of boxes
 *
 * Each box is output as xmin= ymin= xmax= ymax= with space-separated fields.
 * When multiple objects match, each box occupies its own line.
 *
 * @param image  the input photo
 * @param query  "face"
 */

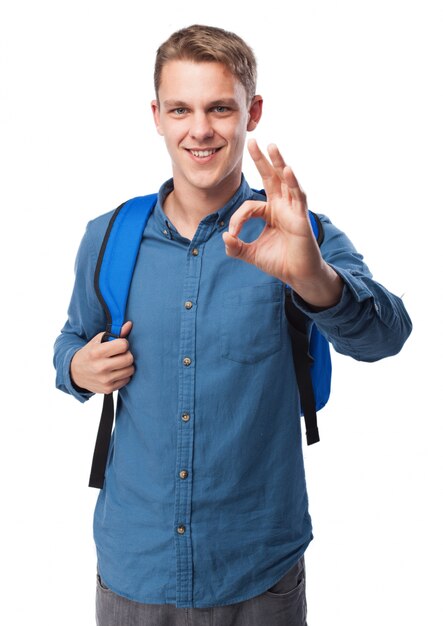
xmin=152 ymin=60 xmax=262 ymax=199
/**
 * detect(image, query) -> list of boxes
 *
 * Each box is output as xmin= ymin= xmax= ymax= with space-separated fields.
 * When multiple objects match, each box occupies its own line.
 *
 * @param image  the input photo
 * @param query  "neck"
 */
xmin=164 ymin=172 xmax=242 ymax=236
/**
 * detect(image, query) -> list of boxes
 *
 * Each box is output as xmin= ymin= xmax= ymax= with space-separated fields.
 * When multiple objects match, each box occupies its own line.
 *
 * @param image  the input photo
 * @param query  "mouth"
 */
xmin=185 ymin=147 xmax=223 ymax=159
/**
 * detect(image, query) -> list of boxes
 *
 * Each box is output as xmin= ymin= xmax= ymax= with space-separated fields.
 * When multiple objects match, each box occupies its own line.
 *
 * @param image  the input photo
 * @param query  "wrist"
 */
xmin=70 ymin=351 xmax=91 ymax=393
xmin=288 ymin=263 xmax=344 ymax=310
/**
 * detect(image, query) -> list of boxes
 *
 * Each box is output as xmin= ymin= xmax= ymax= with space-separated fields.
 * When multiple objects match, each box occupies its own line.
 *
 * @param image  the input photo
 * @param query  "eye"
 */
xmin=172 ymin=107 xmax=187 ymax=115
xmin=212 ymin=105 xmax=230 ymax=114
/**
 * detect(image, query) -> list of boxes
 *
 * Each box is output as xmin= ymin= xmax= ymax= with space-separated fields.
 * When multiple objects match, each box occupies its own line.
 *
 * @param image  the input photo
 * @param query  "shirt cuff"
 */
xmin=57 ymin=346 xmax=94 ymax=403
xmin=290 ymin=265 xmax=375 ymax=323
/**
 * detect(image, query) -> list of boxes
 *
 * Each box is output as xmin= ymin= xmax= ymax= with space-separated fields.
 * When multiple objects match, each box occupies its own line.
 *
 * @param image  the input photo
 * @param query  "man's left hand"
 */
xmin=222 ymin=139 xmax=343 ymax=309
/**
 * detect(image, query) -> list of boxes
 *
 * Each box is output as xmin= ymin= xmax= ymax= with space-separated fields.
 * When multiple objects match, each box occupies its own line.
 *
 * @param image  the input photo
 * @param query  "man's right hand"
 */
xmin=70 ymin=321 xmax=135 ymax=394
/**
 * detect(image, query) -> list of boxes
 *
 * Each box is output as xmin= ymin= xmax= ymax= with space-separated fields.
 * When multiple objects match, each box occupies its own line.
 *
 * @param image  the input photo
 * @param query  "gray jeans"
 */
xmin=96 ymin=556 xmax=307 ymax=626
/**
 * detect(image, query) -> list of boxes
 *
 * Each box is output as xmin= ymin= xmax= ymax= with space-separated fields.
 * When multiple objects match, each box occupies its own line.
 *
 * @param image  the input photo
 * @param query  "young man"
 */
xmin=54 ymin=24 xmax=412 ymax=626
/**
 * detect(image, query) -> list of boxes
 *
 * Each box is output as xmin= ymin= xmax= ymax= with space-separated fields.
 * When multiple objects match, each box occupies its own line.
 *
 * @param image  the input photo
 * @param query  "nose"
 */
xmin=189 ymin=112 xmax=214 ymax=142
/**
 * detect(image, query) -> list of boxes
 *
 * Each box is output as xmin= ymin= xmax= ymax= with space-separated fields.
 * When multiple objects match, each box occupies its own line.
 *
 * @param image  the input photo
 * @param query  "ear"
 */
xmin=247 ymin=95 xmax=263 ymax=132
xmin=151 ymin=100 xmax=164 ymax=136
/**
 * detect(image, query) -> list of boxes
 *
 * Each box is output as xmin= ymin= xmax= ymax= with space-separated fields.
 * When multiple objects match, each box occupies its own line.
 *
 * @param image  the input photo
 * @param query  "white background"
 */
xmin=1 ymin=1 xmax=442 ymax=624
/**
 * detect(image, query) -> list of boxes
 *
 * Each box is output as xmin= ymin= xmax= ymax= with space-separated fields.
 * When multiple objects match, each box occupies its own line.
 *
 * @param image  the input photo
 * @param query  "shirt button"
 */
xmin=183 ymin=357 xmax=192 ymax=366
xmin=219 ymin=220 xmax=225 ymax=227
xmin=181 ymin=412 xmax=190 ymax=422
xmin=177 ymin=525 xmax=186 ymax=535
xmin=192 ymin=248 xmax=199 ymax=256
xmin=184 ymin=300 xmax=193 ymax=310
xmin=179 ymin=470 xmax=189 ymax=480
xmin=162 ymin=229 xmax=168 ymax=235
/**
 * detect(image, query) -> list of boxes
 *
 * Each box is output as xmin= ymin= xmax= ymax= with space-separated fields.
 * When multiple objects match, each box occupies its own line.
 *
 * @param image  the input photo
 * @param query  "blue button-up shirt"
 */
xmin=54 ymin=176 xmax=412 ymax=608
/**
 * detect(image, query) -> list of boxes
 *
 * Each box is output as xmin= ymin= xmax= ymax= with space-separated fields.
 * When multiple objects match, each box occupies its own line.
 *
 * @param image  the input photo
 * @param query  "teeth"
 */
xmin=190 ymin=149 xmax=217 ymax=157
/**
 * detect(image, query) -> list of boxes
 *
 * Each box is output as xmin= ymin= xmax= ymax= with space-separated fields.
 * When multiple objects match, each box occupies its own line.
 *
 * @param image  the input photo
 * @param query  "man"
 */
xmin=54 ymin=24 xmax=412 ymax=626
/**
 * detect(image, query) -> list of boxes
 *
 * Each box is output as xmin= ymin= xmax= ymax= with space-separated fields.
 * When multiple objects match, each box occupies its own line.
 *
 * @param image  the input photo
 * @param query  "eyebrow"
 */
xmin=207 ymin=99 xmax=239 ymax=108
xmin=163 ymin=98 xmax=240 ymax=109
xmin=163 ymin=100 xmax=188 ymax=108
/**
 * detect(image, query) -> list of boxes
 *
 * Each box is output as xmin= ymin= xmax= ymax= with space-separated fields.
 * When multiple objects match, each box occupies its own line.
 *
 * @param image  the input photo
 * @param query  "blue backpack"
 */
xmin=89 ymin=193 xmax=332 ymax=489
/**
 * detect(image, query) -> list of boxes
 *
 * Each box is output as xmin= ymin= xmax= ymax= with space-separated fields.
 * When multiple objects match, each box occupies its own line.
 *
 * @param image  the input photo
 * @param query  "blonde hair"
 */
xmin=154 ymin=24 xmax=257 ymax=102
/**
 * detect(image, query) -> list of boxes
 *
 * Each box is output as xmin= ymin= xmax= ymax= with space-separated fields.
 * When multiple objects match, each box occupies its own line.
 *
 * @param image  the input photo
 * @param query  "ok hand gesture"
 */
xmin=222 ymin=140 xmax=343 ymax=309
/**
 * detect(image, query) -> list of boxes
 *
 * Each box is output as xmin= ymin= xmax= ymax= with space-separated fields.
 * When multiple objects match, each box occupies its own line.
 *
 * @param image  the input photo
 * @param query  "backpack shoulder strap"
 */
xmin=284 ymin=210 xmax=330 ymax=445
xmin=308 ymin=211 xmax=324 ymax=246
xmin=284 ymin=293 xmax=331 ymax=445
xmin=89 ymin=193 xmax=157 ymax=489
xmin=95 ymin=194 xmax=158 ymax=340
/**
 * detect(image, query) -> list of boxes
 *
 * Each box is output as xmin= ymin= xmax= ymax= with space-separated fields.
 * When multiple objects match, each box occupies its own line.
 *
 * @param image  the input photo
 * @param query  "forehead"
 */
xmin=157 ymin=60 xmax=248 ymax=104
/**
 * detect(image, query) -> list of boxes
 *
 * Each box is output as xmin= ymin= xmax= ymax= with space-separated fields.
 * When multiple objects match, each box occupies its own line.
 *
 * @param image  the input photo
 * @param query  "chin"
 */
xmin=187 ymin=174 xmax=226 ymax=191
xmin=192 ymin=168 xmax=239 ymax=191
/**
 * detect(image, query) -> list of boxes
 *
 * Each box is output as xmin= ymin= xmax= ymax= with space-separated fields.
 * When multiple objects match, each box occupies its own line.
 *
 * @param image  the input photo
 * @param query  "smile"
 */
xmin=187 ymin=148 xmax=221 ymax=158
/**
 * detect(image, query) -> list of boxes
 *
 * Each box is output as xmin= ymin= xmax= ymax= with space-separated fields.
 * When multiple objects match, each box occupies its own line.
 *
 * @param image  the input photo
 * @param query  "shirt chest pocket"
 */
xmin=220 ymin=282 xmax=283 ymax=364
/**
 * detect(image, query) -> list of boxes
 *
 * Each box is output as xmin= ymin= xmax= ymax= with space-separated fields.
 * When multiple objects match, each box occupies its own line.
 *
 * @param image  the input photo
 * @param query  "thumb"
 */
xmin=120 ymin=320 xmax=133 ymax=338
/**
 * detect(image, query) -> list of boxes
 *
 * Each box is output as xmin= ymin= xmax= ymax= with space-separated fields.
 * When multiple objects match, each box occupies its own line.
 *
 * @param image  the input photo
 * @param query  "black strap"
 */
xmin=88 ymin=330 xmax=117 ymax=489
xmin=88 ymin=393 xmax=114 ymax=488
xmin=285 ymin=292 xmax=320 ymax=445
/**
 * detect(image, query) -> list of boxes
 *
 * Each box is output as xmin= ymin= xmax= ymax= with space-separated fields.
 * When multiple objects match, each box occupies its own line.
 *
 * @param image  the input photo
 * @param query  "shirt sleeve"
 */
xmin=53 ymin=217 xmax=109 ymax=402
xmin=290 ymin=214 xmax=412 ymax=362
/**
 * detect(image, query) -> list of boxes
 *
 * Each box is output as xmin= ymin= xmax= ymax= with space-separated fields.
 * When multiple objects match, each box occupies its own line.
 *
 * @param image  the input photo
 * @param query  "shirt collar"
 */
xmin=153 ymin=175 xmax=256 ymax=239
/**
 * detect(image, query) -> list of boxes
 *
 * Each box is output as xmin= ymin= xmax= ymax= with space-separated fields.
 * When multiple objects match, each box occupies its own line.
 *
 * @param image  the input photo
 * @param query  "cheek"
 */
xmin=226 ymin=118 xmax=249 ymax=148
xmin=230 ymin=130 xmax=247 ymax=154
xmin=162 ymin=128 xmax=183 ymax=152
